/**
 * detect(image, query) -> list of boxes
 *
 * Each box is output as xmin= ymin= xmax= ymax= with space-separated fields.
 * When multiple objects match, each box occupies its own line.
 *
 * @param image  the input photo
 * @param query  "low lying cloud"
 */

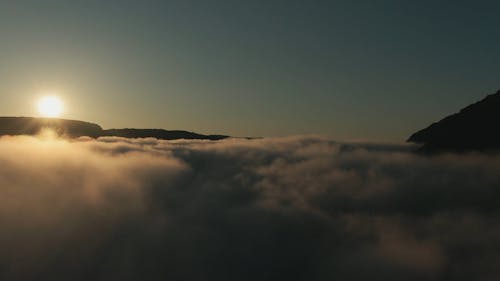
xmin=0 ymin=135 xmax=499 ymax=281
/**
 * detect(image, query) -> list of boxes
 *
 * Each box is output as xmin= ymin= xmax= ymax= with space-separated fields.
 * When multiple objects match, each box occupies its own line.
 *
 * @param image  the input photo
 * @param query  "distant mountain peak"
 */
xmin=408 ymin=89 xmax=500 ymax=152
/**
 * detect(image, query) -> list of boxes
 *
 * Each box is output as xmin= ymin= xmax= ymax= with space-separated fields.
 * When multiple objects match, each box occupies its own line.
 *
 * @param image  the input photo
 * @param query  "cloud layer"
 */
xmin=0 ymin=135 xmax=499 ymax=281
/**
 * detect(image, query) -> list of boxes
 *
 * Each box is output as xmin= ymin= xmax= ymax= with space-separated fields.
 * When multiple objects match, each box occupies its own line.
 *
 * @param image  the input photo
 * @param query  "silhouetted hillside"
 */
xmin=0 ymin=117 xmax=229 ymax=140
xmin=103 ymin=129 xmax=228 ymax=140
xmin=408 ymin=90 xmax=500 ymax=152
xmin=0 ymin=117 xmax=102 ymax=138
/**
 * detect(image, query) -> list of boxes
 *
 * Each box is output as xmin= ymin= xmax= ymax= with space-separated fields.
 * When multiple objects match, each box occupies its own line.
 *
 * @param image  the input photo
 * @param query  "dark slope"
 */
xmin=408 ymin=90 xmax=500 ymax=152
xmin=102 ymin=128 xmax=228 ymax=140
xmin=0 ymin=117 xmax=229 ymax=140
xmin=0 ymin=117 xmax=102 ymax=138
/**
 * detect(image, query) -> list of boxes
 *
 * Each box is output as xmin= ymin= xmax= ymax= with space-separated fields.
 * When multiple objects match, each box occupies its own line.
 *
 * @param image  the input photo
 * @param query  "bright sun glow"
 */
xmin=38 ymin=96 xmax=63 ymax=117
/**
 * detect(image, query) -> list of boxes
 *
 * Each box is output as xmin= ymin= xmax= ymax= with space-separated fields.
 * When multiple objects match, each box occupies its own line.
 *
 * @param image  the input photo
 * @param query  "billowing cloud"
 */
xmin=0 ymin=135 xmax=499 ymax=281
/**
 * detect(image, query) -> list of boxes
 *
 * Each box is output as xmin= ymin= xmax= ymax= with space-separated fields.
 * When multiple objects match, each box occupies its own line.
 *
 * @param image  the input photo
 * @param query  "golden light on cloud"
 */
xmin=38 ymin=96 xmax=63 ymax=118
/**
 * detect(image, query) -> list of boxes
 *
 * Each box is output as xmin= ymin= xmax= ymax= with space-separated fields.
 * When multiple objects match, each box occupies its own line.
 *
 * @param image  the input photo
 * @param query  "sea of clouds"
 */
xmin=0 ymin=135 xmax=499 ymax=281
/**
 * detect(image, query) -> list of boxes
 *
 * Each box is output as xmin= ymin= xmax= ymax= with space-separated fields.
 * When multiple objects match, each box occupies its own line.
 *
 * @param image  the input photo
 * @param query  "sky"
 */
xmin=0 ymin=0 xmax=498 ymax=140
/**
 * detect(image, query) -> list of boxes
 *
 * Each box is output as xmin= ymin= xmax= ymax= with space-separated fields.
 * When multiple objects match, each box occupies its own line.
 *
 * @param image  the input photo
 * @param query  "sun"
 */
xmin=38 ymin=96 xmax=63 ymax=118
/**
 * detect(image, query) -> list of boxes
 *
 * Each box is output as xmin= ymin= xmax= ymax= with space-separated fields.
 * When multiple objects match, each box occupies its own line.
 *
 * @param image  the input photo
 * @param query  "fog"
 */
xmin=0 ymin=135 xmax=499 ymax=281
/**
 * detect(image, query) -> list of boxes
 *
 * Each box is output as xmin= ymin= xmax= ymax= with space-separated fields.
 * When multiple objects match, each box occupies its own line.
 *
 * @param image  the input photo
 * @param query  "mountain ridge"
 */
xmin=0 ymin=117 xmax=229 ymax=140
xmin=408 ymin=89 xmax=500 ymax=152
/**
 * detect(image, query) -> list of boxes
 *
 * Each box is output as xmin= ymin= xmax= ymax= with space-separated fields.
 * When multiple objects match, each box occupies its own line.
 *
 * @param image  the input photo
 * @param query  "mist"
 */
xmin=0 ymin=135 xmax=499 ymax=281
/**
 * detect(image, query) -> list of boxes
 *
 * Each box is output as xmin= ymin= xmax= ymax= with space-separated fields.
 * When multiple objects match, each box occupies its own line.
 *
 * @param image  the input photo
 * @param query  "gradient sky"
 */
xmin=0 ymin=0 xmax=498 ymax=140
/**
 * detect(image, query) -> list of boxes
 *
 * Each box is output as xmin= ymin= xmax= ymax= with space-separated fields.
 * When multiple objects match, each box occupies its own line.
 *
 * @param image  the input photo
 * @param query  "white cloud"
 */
xmin=0 ymin=135 xmax=499 ymax=281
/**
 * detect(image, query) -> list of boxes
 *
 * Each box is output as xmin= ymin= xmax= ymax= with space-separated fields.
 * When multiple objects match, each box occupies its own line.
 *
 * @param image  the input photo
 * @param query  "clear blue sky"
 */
xmin=0 ymin=0 xmax=498 ymax=140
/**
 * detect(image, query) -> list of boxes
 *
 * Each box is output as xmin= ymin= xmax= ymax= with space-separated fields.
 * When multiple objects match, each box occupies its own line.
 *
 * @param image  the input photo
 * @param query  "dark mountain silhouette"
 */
xmin=102 ymin=129 xmax=228 ymax=140
xmin=0 ymin=117 xmax=229 ymax=140
xmin=0 ymin=117 xmax=103 ymax=138
xmin=408 ymin=90 xmax=500 ymax=152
